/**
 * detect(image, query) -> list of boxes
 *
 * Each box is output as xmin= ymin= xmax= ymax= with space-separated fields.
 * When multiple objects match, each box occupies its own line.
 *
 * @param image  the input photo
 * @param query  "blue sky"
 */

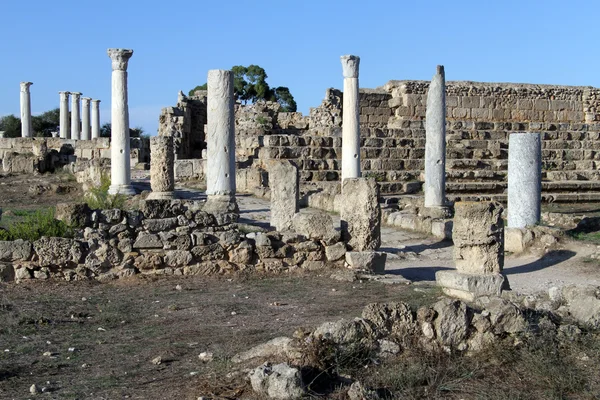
xmin=0 ymin=0 xmax=597 ymax=135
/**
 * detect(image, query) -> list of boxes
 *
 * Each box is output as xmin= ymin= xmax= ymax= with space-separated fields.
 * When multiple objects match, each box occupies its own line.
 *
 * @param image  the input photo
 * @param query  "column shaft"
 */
xmin=148 ymin=136 xmax=176 ymax=199
xmin=81 ymin=97 xmax=91 ymax=140
xmin=20 ymin=82 xmax=33 ymax=138
xmin=70 ymin=92 xmax=82 ymax=140
xmin=340 ymin=55 xmax=361 ymax=181
xmin=424 ymin=65 xmax=447 ymax=208
xmin=91 ymin=100 xmax=101 ymax=139
xmin=59 ymin=91 xmax=70 ymax=139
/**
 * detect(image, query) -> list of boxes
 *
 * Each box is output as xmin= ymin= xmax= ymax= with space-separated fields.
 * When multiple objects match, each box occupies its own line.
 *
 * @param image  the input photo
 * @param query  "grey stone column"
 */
xmin=59 ymin=91 xmax=70 ymax=139
xmin=206 ymin=69 xmax=236 ymax=196
xmin=508 ymin=132 xmax=542 ymax=228
xmin=340 ymin=55 xmax=361 ymax=181
xmin=148 ymin=136 xmax=176 ymax=200
xmin=424 ymin=65 xmax=447 ymax=208
xmin=270 ymin=160 xmax=299 ymax=231
xmin=341 ymin=178 xmax=381 ymax=251
xmin=20 ymin=82 xmax=33 ymax=138
xmin=91 ymin=99 xmax=101 ymax=139
xmin=70 ymin=92 xmax=82 ymax=140
xmin=107 ymin=48 xmax=135 ymax=195
xmin=81 ymin=97 xmax=91 ymax=140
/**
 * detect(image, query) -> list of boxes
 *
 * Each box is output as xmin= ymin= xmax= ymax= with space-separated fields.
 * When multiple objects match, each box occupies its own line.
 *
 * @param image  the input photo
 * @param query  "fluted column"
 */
xmin=340 ymin=55 xmax=361 ymax=181
xmin=59 ymin=91 xmax=70 ymax=139
xmin=70 ymin=92 xmax=82 ymax=140
xmin=107 ymin=48 xmax=135 ymax=195
xmin=91 ymin=99 xmax=101 ymax=139
xmin=424 ymin=65 xmax=447 ymax=208
xmin=81 ymin=97 xmax=91 ymax=140
xmin=20 ymin=82 xmax=33 ymax=138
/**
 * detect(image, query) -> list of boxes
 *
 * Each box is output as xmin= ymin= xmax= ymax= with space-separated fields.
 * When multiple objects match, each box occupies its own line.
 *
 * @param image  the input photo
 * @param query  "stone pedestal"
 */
xmin=20 ymin=82 xmax=33 ymax=138
xmin=81 ymin=97 xmax=91 ymax=140
xmin=206 ymin=69 xmax=236 ymax=202
xmin=91 ymin=99 xmax=101 ymax=139
xmin=269 ymin=160 xmax=299 ymax=231
xmin=70 ymin=92 xmax=82 ymax=140
xmin=436 ymin=201 xmax=507 ymax=301
xmin=508 ymin=132 xmax=541 ymax=228
xmin=340 ymin=55 xmax=361 ymax=181
xmin=148 ymin=136 xmax=176 ymax=200
xmin=424 ymin=65 xmax=447 ymax=208
xmin=107 ymin=48 xmax=135 ymax=195
xmin=59 ymin=91 xmax=70 ymax=139
xmin=341 ymin=178 xmax=381 ymax=251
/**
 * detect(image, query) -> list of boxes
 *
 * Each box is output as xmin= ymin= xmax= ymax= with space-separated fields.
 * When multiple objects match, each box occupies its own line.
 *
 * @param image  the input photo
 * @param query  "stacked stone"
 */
xmin=436 ymin=201 xmax=507 ymax=301
xmin=20 ymin=82 xmax=33 ymax=138
xmin=340 ymin=55 xmax=361 ymax=181
xmin=269 ymin=160 xmax=298 ymax=231
xmin=148 ymin=136 xmax=176 ymax=200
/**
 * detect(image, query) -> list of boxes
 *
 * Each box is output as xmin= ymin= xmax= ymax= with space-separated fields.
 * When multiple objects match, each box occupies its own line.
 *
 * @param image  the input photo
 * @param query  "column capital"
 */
xmin=71 ymin=92 xmax=82 ymax=98
xmin=91 ymin=99 xmax=101 ymax=104
xmin=20 ymin=82 xmax=33 ymax=92
xmin=59 ymin=91 xmax=71 ymax=96
xmin=340 ymin=55 xmax=360 ymax=78
xmin=82 ymin=97 xmax=92 ymax=103
xmin=107 ymin=48 xmax=134 ymax=71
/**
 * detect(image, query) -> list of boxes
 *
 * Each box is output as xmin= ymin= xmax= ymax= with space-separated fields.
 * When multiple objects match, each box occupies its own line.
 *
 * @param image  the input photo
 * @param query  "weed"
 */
xmin=84 ymin=173 xmax=126 ymax=210
xmin=0 ymin=208 xmax=73 ymax=241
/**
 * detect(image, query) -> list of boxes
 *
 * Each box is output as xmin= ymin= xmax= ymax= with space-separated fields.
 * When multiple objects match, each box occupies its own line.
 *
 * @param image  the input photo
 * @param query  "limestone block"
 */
xmin=341 ymin=178 xmax=381 ymax=251
xmin=435 ymin=270 xmax=505 ymax=302
xmin=142 ymin=218 xmax=178 ymax=232
xmin=249 ymin=362 xmax=306 ymax=400
xmin=0 ymin=240 xmax=33 ymax=261
xmin=55 ymin=203 xmax=91 ymax=227
xmin=269 ymin=160 xmax=299 ymax=231
xmin=325 ymin=242 xmax=346 ymax=261
xmin=504 ymin=227 xmax=534 ymax=253
xmin=345 ymin=251 xmax=386 ymax=274
xmin=291 ymin=212 xmax=338 ymax=243
xmin=431 ymin=220 xmax=453 ymax=239
xmin=133 ymin=232 xmax=163 ymax=249
xmin=174 ymin=160 xmax=194 ymax=178
xmin=33 ymin=237 xmax=83 ymax=267
xmin=0 ymin=263 xmax=15 ymax=282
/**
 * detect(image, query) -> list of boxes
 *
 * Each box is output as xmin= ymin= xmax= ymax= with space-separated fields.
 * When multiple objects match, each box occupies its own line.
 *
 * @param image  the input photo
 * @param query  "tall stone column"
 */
xmin=107 ymin=48 xmax=135 ymax=195
xmin=91 ymin=99 xmax=101 ymax=139
xmin=340 ymin=55 xmax=361 ymax=181
xmin=59 ymin=91 xmax=70 ymax=139
xmin=424 ymin=65 xmax=447 ymax=208
xmin=148 ymin=136 xmax=176 ymax=200
xmin=81 ymin=97 xmax=91 ymax=140
xmin=70 ymin=92 xmax=82 ymax=140
xmin=508 ymin=132 xmax=542 ymax=228
xmin=20 ymin=82 xmax=33 ymax=138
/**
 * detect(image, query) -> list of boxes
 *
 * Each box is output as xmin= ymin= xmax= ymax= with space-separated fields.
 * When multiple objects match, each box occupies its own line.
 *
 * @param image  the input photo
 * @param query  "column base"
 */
xmin=147 ymin=191 xmax=177 ymax=200
xmin=204 ymin=194 xmax=239 ymax=214
xmin=108 ymin=184 xmax=136 ymax=196
xmin=421 ymin=205 xmax=453 ymax=219
xmin=435 ymin=270 xmax=507 ymax=302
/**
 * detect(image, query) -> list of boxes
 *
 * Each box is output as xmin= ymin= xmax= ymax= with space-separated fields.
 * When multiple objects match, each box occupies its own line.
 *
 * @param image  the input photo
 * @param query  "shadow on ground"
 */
xmin=505 ymin=250 xmax=577 ymax=275
xmin=386 ymin=266 xmax=452 ymax=282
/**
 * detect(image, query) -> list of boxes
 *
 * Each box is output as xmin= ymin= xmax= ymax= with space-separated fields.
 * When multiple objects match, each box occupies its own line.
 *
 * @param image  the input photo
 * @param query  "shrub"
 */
xmin=0 ymin=208 xmax=73 ymax=241
xmin=84 ymin=174 xmax=126 ymax=210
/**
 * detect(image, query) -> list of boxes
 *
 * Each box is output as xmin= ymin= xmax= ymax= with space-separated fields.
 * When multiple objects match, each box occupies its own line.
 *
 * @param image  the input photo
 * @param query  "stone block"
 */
xmin=174 ymin=160 xmax=194 ymax=178
xmin=436 ymin=270 xmax=505 ymax=302
xmin=345 ymin=251 xmax=386 ymax=273
xmin=291 ymin=212 xmax=338 ymax=243
xmin=269 ymin=160 xmax=299 ymax=231
xmin=341 ymin=178 xmax=381 ymax=251
xmin=431 ymin=220 xmax=453 ymax=239
xmin=504 ymin=227 xmax=534 ymax=253
xmin=325 ymin=242 xmax=346 ymax=261
xmin=0 ymin=240 xmax=32 ymax=262
xmin=0 ymin=263 xmax=15 ymax=282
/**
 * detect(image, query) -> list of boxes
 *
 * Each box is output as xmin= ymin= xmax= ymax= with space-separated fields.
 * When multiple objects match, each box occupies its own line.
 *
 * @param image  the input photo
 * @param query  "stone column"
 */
xmin=147 ymin=136 xmax=176 ymax=200
xmin=341 ymin=178 xmax=381 ymax=251
xmin=270 ymin=160 xmax=299 ymax=231
xmin=508 ymin=132 xmax=542 ymax=228
xmin=107 ymin=48 xmax=135 ymax=195
xmin=81 ymin=97 xmax=91 ymax=140
xmin=91 ymin=99 xmax=101 ymax=139
xmin=206 ymin=69 xmax=236 ymax=197
xmin=20 ymin=82 xmax=33 ymax=138
xmin=424 ymin=65 xmax=447 ymax=208
xmin=340 ymin=55 xmax=361 ymax=181
xmin=59 ymin=91 xmax=70 ymax=139
xmin=70 ymin=92 xmax=82 ymax=140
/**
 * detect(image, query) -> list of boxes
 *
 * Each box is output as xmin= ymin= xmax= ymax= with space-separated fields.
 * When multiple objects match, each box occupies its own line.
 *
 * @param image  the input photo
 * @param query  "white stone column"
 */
xmin=206 ymin=69 xmax=236 ymax=196
xmin=20 ymin=82 xmax=33 ymax=138
xmin=424 ymin=65 xmax=447 ymax=208
xmin=70 ymin=92 xmax=82 ymax=140
xmin=340 ymin=55 xmax=361 ymax=181
xmin=107 ymin=48 xmax=135 ymax=195
xmin=91 ymin=99 xmax=101 ymax=139
xmin=59 ymin=91 xmax=70 ymax=139
xmin=81 ymin=97 xmax=91 ymax=140
xmin=508 ymin=132 xmax=542 ymax=228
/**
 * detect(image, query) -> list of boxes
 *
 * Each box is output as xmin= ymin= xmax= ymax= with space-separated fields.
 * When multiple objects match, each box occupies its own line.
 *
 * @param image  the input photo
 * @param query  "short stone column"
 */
xmin=70 ymin=92 xmax=82 ymax=140
xmin=508 ymin=132 xmax=542 ymax=228
xmin=340 ymin=55 xmax=361 ymax=181
xmin=107 ymin=48 xmax=135 ymax=195
xmin=20 ymin=82 xmax=33 ymax=138
xmin=424 ymin=65 xmax=447 ymax=208
xmin=91 ymin=99 xmax=101 ymax=139
xmin=206 ymin=69 xmax=236 ymax=209
xmin=270 ymin=160 xmax=299 ymax=231
xmin=341 ymin=178 xmax=381 ymax=251
xmin=81 ymin=97 xmax=91 ymax=140
xmin=147 ymin=136 xmax=176 ymax=200
xmin=59 ymin=91 xmax=70 ymax=139
xmin=436 ymin=201 xmax=507 ymax=301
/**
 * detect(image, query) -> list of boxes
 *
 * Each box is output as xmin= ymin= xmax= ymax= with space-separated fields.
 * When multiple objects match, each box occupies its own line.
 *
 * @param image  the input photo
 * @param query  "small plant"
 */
xmin=0 ymin=208 xmax=73 ymax=241
xmin=364 ymin=172 xmax=386 ymax=182
xmin=256 ymin=115 xmax=270 ymax=128
xmin=84 ymin=174 xmax=126 ymax=210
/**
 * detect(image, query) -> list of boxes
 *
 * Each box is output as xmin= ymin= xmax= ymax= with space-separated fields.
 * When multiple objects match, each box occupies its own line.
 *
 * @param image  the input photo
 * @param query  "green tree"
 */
xmin=100 ymin=122 xmax=111 ymax=138
xmin=100 ymin=123 xmax=146 ymax=138
xmin=0 ymin=115 xmax=21 ymax=138
xmin=270 ymin=86 xmax=297 ymax=112
xmin=32 ymin=108 xmax=60 ymax=136
xmin=188 ymin=83 xmax=207 ymax=96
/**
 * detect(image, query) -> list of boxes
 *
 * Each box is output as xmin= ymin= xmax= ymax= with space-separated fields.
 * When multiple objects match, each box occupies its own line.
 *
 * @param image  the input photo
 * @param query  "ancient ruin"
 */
xmin=147 ymin=136 xmax=175 ymax=200
xmin=81 ymin=97 xmax=91 ymax=140
xmin=59 ymin=91 xmax=70 ymax=139
xmin=19 ymin=82 xmax=33 ymax=138
xmin=70 ymin=92 xmax=82 ymax=140
xmin=341 ymin=55 xmax=361 ymax=180
xmin=91 ymin=99 xmax=101 ymax=139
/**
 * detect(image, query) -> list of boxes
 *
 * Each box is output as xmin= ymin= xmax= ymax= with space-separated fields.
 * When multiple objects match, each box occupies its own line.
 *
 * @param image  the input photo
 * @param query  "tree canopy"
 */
xmin=189 ymin=65 xmax=297 ymax=112
xmin=0 ymin=108 xmax=60 ymax=138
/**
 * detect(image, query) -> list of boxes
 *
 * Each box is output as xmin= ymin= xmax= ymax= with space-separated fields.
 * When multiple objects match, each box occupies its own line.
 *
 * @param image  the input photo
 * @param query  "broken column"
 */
xmin=147 ymin=136 xmax=176 ymax=200
xmin=107 ymin=48 xmax=135 ymax=195
xmin=340 ymin=55 xmax=361 ymax=181
xmin=20 ymin=82 xmax=33 ymax=138
xmin=269 ymin=160 xmax=299 ymax=231
xmin=59 ymin=91 xmax=70 ymax=139
xmin=436 ymin=201 xmax=507 ymax=301
xmin=205 ymin=69 xmax=237 ymax=212
xmin=424 ymin=65 xmax=447 ymax=208
xmin=70 ymin=92 xmax=82 ymax=140
xmin=91 ymin=99 xmax=101 ymax=139
xmin=508 ymin=132 xmax=542 ymax=228
xmin=81 ymin=97 xmax=91 ymax=140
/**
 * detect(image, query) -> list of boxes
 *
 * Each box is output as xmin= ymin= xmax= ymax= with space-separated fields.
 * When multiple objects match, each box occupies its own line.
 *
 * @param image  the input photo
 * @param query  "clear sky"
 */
xmin=0 ymin=0 xmax=597 ymax=135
